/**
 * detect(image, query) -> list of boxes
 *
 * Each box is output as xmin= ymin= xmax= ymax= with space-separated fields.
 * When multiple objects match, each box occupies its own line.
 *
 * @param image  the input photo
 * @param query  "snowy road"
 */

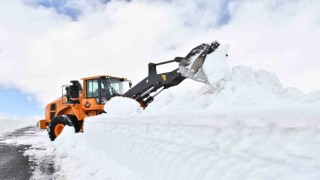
xmin=0 ymin=142 xmax=31 ymax=179
xmin=0 ymin=126 xmax=55 ymax=180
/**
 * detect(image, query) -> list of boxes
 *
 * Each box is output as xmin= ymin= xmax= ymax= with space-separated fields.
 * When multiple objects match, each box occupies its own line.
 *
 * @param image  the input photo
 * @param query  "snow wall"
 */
xmin=53 ymin=45 xmax=320 ymax=180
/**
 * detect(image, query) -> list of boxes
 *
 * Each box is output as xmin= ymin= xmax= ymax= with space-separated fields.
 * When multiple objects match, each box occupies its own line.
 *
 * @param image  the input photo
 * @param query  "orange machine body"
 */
xmin=38 ymin=75 xmax=127 ymax=129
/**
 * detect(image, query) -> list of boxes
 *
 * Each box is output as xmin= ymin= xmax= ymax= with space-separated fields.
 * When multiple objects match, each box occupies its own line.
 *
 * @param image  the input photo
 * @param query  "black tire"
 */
xmin=48 ymin=115 xmax=72 ymax=141
xmin=66 ymin=115 xmax=82 ymax=133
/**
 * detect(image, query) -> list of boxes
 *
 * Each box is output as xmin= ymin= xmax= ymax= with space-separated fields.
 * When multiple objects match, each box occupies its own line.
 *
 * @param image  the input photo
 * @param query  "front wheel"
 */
xmin=48 ymin=115 xmax=72 ymax=141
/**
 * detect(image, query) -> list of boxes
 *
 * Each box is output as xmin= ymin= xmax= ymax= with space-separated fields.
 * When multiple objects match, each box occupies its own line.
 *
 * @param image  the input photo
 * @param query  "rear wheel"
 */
xmin=48 ymin=115 xmax=72 ymax=141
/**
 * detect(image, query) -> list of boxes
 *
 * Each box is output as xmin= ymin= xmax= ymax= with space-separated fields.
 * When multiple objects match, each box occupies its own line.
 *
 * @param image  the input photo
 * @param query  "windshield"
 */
xmin=99 ymin=78 xmax=124 ymax=104
xmin=102 ymin=78 xmax=124 ymax=96
xmin=86 ymin=78 xmax=125 ymax=104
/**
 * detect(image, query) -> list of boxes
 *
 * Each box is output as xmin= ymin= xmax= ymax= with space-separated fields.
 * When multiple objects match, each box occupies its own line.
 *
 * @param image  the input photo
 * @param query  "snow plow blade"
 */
xmin=179 ymin=41 xmax=220 ymax=84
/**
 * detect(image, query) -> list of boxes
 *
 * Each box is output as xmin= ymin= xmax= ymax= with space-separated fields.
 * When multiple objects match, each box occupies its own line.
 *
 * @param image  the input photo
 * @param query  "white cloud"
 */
xmin=27 ymin=96 xmax=33 ymax=102
xmin=0 ymin=0 xmax=319 ymax=107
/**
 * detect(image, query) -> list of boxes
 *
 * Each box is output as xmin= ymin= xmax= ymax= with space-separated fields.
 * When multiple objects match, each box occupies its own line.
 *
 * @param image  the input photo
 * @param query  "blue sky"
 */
xmin=35 ymin=0 xmax=231 ymax=24
xmin=36 ymin=0 xmax=83 ymax=20
xmin=35 ymin=0 xmax=112 ymax=20
xmin=0 ymin=87 xmax=43 ymax=117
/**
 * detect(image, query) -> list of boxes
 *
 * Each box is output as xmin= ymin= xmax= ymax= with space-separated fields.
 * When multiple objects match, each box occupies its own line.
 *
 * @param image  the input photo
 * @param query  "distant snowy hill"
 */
xmin=0 ymin=117 xmax=35 ymax=135
xmin=52 ymin=45 xmax=320 ymax=180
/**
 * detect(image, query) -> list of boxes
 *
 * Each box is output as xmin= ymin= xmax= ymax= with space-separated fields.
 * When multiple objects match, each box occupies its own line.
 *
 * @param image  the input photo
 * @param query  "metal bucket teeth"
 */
xmin=194 ymin=68 xmax=208 ymax=83
xmin=179 ymin=55 xmax=208 ymax=83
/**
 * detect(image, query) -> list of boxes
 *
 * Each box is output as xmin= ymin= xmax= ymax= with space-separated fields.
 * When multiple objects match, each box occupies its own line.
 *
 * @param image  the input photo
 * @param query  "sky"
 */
xmin=0 ymin=87 xmax=43 ymax=118
xmin=0 ymin=0 xmax=319 ymax=119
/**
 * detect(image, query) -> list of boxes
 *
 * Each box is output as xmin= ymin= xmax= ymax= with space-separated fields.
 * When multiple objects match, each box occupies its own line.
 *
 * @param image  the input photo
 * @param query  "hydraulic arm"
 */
xmin=124 ymin=41 xmax=220 ymax=108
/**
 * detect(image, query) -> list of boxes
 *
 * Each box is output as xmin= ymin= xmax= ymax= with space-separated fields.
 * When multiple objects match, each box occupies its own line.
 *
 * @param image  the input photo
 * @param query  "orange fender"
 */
xmin=37 ymin=119 xmax=47 ymax=129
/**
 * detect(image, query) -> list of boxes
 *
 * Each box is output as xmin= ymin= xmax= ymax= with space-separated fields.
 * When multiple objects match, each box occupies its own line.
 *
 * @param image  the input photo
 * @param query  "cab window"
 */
xmin=86 ymin=79 xmax=99 ymax=98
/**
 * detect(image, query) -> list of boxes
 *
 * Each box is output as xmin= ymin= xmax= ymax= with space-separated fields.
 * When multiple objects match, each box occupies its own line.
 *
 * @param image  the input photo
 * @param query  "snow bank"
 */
xmin=53 ymin=44 xmax=320 ymax=179
xmin=54 ymin=105 xmax=320 ymax=180
xmin=0 ymin=118 xmax=36 ymax=135
xmin=144 ymin=65 xmax=311 ymax=117
xmin=53 ymin=127 xmax=142 ymax=180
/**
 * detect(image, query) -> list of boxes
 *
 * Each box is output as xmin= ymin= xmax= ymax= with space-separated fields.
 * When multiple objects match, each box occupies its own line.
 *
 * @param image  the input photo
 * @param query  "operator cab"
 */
xmin=84 ymin=75 xmax=131 ymax=104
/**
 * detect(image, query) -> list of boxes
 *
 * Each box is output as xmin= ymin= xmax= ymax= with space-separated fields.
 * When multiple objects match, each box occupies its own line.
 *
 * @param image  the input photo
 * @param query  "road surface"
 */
xmin=0 ymin=126 xmax=55 ymax=180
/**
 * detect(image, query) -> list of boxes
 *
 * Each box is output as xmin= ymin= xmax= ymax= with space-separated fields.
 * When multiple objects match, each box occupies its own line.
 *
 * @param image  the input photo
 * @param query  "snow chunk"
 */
xmin=104 ymin=97 xmax=143 ymax=116
xmin=203 ymin=44 xmax=231 ymax=85
xmin=300 ymin=90 xmax=320 ymax=104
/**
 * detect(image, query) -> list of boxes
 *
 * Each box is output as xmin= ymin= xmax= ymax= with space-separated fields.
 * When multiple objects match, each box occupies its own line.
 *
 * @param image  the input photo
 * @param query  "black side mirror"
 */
xmin=129 ymin=81 xmax=132 ymax=88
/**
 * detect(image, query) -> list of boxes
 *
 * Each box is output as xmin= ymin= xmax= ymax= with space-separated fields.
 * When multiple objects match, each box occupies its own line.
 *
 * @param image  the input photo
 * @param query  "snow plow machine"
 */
xmin=37 ymin=41 xmax=220 ymax=140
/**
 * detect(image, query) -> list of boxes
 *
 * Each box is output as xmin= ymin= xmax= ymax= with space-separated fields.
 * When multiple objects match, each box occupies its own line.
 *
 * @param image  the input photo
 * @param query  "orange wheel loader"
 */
xmin=37 ymin=42 xmax=221 ymax=140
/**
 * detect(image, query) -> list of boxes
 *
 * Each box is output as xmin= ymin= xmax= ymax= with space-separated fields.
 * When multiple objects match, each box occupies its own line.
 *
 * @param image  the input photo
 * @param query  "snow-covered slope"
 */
xmin=52 ymin=45 xmax=320 ymax=180
xmin=54 ymin=93 xmax=320 ymax=180
xmin=0 ymin=118 xmax=35 ymax=135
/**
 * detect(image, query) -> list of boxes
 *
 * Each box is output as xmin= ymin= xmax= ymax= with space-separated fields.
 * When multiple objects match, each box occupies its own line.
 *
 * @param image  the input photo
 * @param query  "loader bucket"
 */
xmin=179 ymin=42 xmax=220 ymax=84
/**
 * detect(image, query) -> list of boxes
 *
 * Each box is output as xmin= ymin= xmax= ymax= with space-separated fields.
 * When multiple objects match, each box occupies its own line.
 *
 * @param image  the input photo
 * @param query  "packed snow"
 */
xmin=47 ymin=44 xmax=320 ymax=180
